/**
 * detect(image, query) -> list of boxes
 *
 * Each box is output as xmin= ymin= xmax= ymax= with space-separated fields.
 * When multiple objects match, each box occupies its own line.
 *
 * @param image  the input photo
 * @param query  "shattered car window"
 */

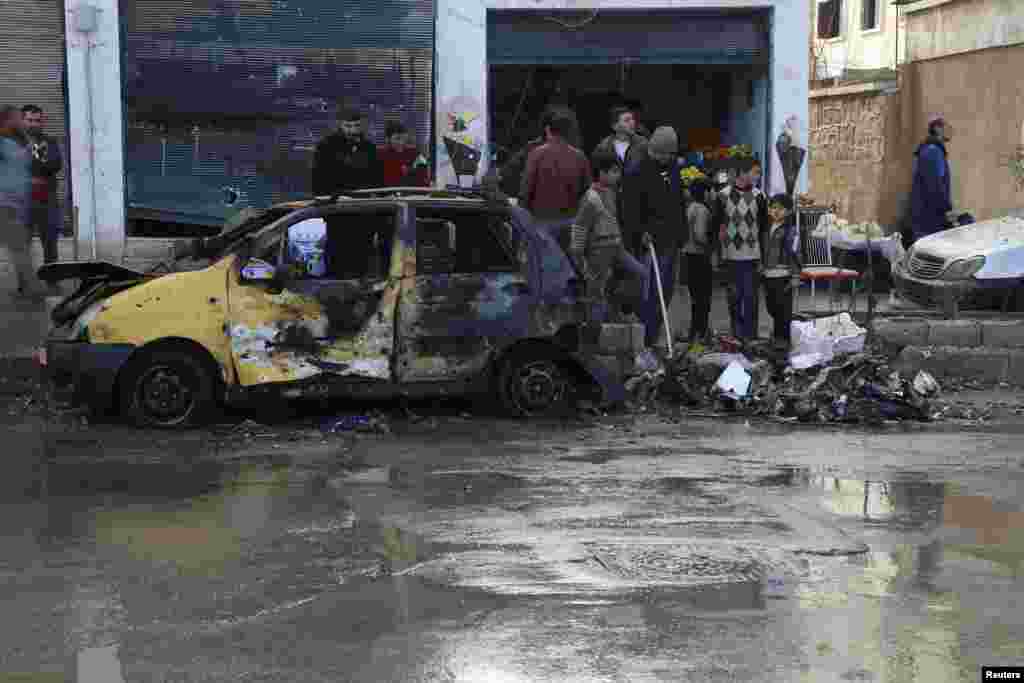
xmin=414 ymin=209 xmax=520 ymax=275
xmin=321 ymin=210 xmax=396 ymax=280
xmin=285 ymin=218 xmax=328 ymax=278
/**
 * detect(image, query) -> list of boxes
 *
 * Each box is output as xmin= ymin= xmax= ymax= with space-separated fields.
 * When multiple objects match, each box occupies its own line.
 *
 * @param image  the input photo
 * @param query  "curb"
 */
xmin=895 ymin=346 xmax=1024 ymax=385
xmin=876 ymin=317 xmax=1024 ymax=349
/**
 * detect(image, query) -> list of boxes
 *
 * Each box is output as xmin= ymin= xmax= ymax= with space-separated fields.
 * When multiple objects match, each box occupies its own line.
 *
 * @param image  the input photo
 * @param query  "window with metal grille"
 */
xmin=862 ymin=0 xmax=879 ymax=30
xmin=817 ymin=0 xmax=842 ymax=39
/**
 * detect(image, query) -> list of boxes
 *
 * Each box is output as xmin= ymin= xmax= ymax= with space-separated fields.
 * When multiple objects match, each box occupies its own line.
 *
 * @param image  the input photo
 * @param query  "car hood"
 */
xmin=915 ymin=216 xmax=1024 ymax=260
xmin=38 ymin=261 xmax=158 ymax=327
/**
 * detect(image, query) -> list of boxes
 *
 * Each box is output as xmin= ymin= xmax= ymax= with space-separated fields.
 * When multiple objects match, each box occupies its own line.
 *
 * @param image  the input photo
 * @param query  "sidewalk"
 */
xmin=0 ymin=292 xmax=56 ymax=360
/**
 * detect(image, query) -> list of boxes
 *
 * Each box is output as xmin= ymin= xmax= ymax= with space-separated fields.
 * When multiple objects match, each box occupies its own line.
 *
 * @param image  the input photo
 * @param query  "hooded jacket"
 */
xmin=620 ymin=155 xmax=686 ymax=255
xmin=0 ymin=128 xmax=31 ymax=215
xmin=761 ymin=216 xmax=802 ymax=277
xmin=909 ymin=134 xmax=952 ymax=240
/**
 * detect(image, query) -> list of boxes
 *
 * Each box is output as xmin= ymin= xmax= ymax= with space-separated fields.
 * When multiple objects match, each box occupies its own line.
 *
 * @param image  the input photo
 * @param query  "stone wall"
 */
xmin=808 ymin=82 xmax=905 ymax=226
xmin=898 ymin=43 xmax=1024 ymax=222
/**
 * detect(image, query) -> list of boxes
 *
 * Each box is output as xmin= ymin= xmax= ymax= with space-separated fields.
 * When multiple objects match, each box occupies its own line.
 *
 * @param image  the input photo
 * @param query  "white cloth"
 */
xmin=614 ymin=140 xmax=629 ymax=163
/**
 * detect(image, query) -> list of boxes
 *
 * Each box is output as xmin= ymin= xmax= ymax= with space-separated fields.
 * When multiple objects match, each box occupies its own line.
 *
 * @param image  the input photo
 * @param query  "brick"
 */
xmin=981 ymin=321 xmax=1024 ymax=349
xmin=926 ymin=320 xmax=981 ymax=347
xmin=919 ymin=346 xmax=1009 ymax=383
xmin=598 ymin=323 xmax=645 ymax=354
xmin=874 ymin=318 xmax=930 ymax=347
xmin=590 ymin=354 xmax=632 ymax=382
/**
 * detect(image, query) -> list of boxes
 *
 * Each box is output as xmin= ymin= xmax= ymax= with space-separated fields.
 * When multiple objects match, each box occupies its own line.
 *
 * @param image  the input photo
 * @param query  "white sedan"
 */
xmin=892 ymin=213 xmax=1024 ymax=310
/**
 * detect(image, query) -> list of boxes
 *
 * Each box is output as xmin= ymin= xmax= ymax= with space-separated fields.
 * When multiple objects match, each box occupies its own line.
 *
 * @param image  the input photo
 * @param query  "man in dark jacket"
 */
xmin=909 ymin=116 xmax=954 ymax=243
xmin=593 ymin=106 xmax=648 ymax=173
xmin=312 ymin=109 xmax=382 ymax=196
xmin=621 ymin=126 xmax=685 ymax=348
xmin=21 ymin=105 xmax=63 ymax=265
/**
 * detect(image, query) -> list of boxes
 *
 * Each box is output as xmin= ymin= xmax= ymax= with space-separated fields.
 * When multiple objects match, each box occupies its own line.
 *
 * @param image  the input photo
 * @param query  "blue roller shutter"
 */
xmin=121 ymin=0 xmax=434 ymax=228
xmin=487 ymin=9 xmax=770 ymax=66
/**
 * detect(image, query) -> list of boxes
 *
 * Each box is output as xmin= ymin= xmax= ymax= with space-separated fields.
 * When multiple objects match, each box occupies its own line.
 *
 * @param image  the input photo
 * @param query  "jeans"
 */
xmin=763 ymin=276 xmax=794 ymax=344
xmin=728 ymin=260 xmax=759 ymax=340
xmin=0 ymin=207 xmax=46 ymax=295
xmin=640 ymin=250 xmax=677 ymax=347
xmin=685 ymin=253 xmax=712 ymax=340
xmin=28 ymin=202 xmax=61 ymax=264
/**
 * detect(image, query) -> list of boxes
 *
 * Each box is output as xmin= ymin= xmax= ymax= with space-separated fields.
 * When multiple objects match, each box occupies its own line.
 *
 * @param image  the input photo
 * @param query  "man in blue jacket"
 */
xmin=910 ymin=116 xmax=954 ymax=243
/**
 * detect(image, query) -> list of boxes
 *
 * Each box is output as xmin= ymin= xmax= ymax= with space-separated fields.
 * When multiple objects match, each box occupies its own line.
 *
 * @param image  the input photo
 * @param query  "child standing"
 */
xmin=681 ymin=180 xmax=713 ymax=342
xmin=761 ymin=194 xmax=803 ymax=348
xmin=715 ymin=171 xmax=767 ymax=342
xmin=570 ymin=149 xmax=647 ymax=320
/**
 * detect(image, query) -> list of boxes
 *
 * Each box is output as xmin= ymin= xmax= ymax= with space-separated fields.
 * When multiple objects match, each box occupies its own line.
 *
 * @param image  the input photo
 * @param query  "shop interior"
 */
xmin=489 ymin=63 xmax=769 ymax=173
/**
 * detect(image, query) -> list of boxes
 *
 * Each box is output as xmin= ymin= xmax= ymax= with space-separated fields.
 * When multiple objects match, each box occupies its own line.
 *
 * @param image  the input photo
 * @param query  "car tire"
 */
xmin=497 ymin=346 xmax=572 ymax=418
xmin=118 ymin=348 xmax=220 ymax=429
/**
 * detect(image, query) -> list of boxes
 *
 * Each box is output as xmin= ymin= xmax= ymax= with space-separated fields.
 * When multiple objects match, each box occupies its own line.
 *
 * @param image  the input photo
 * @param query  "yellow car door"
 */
xmin=226 ymin=205 xmax=404 ymax=387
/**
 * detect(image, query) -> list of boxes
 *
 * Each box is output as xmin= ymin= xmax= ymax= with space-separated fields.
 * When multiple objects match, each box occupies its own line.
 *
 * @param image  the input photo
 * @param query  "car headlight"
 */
xmin=943 ymin=256 xmax=986 ymax=280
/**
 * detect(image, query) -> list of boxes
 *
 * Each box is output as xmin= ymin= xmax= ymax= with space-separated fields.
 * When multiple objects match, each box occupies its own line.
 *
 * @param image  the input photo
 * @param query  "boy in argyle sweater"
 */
xmin=714 ymin=172 xmax=768 ymax=342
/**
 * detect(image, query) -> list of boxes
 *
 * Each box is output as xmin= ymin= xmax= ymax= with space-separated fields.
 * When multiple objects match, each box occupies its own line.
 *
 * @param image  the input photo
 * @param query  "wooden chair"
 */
xmin=799 ymin=211 xmax=861 ymax=311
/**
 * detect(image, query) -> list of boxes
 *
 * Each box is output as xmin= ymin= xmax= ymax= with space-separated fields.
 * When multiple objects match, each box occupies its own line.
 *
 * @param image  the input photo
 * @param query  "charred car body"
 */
xmin=38 ymin=190 xmax=635 ymax=427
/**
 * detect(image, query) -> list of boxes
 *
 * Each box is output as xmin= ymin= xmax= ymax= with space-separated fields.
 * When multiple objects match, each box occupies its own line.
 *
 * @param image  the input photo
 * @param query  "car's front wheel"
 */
xmin=498 ymin=346 xmax=572 ymax=417
xmin=119 ymin=348 xmax=219 ymax=428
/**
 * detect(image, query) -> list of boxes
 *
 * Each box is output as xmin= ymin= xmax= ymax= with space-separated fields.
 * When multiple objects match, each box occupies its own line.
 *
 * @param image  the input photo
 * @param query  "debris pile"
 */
xmin=623 ymin=314 xmax=946 ymax=424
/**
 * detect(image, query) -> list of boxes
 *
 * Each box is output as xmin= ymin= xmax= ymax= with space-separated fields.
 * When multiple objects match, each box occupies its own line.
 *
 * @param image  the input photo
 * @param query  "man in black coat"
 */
xmin=312 ymin=109 xmax=382 ymax=196
xmin=621 ymin=126 xmax=686 ymax=349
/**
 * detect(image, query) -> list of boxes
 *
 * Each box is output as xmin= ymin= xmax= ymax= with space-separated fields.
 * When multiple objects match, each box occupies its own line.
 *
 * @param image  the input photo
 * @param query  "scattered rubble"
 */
xmin=624 ymin=317 xmax=942 ymax=424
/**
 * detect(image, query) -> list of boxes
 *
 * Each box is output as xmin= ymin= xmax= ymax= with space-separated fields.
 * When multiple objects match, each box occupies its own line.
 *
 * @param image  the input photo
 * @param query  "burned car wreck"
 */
xmin=39 ymin=190 xmax=635 ymax=427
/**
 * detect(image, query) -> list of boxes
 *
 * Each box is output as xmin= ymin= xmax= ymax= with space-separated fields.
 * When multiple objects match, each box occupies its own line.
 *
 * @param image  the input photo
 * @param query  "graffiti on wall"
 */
xmin=437 ymin=96 xmax=486 ymax=188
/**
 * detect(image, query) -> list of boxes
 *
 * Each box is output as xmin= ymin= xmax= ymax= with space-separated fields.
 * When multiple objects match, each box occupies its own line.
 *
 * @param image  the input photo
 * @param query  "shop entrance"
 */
xmin=486 ymin=9 xmax=771 ymax=187
xmin=489 ymin=63 xmax=769 ymax=167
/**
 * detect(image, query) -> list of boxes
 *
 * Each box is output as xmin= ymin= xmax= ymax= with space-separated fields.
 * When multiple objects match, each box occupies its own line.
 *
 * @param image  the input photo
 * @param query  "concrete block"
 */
xmin=598 ymin=323 xmax=645 ymax=354
xmin=981 ymin=321 xmax=1024 ymax=349
xmin=875 ymin=318 xmax=930 ymax=347
xmin=917 ymin=346 xmax=1010 ymax=383
xmin=1004 ymin=350 xmax=1024 ymax=386
xmin=590 ymin=354 xmax=632 ymax=382
xmin=926 ymin=320 xmax=981 ymax=347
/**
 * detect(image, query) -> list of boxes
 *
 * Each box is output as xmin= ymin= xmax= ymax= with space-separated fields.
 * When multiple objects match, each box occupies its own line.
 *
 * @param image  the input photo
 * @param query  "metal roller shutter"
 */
xmin=122 ymin=0 xmax=434 ymax=228
xmin=488 ymin=9 xmax=770 ymax=66
xmin=0 ymin=0 xmax=70 ymax=234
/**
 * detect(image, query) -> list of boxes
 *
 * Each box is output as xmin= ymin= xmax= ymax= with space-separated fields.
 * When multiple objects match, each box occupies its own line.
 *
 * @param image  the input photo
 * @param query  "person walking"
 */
xmin=682 ymin=180 xmax=714 ymax=343
xmin=715 ymin=170 xmax=767 ymax=343
xmin=569 ymin=149 xmax=648 ymax=322
xmin=520 ymin=109 xmax=591 ymax=250
xmin=909 ymin=116 xmax=955 ymax=244
xmin=621 ymin=126 xmax=685 ymax=348
xmin=0 ymin=106 xmax=46 ymax=299
xmin=21 ymin=105 xmax=63 ymax=266
xmin=761 ymin=194 xmax=803 ymax=349
xmin=312 ymin=108 xmax=382 ymax=196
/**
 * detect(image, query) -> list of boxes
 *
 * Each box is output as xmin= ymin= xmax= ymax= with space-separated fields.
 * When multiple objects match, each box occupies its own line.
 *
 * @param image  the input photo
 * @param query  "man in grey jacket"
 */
xmin=22 ymin=105 xmax=63 ymax=265
xmin=0 ymin=106 xmax=46 ymax=298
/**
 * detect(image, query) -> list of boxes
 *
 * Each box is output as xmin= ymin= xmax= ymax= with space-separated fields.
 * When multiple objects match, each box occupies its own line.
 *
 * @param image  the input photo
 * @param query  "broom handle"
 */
xmin=649 ymin=242 xmax=673 ymax=356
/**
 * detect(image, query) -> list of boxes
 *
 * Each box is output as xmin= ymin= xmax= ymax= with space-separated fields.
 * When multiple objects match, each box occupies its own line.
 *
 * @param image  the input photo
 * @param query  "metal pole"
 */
xmin=648 ymin=242 xmax=673 ymax=356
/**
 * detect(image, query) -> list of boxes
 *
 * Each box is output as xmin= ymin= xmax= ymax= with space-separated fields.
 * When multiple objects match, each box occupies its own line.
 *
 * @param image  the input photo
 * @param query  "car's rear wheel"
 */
xmin=119 ymin=348 xmax=219 ymax=428
xmin=498 ymin=346 xmax=572 ymax=417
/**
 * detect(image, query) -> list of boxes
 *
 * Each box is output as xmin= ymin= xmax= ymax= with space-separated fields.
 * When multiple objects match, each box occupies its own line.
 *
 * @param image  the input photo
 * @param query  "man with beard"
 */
xmin=312 ymin=108 xmax=382 ymax=196
xmin=21 ymin=105 xmax=63 ymax=266
xmin=620 ymin=126 xmax=685 ymax=349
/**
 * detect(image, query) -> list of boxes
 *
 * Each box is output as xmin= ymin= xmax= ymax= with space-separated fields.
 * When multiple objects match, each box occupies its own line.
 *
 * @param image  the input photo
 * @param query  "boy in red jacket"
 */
xmin=378 ymin=122 xmax=430 ymax=187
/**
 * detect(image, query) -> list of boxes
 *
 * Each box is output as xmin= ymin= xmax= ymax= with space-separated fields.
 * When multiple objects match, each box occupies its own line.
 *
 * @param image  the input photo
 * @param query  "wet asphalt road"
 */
xmin=2 ymin=398 xmax=1024 ymax=682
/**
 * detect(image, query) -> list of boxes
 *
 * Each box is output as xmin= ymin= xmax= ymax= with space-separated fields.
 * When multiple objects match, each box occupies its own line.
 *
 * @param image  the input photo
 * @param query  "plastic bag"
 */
xmin=912 ymin=370 xmax=940 ymax=397
xmin=715 ymin=361 xmax=751 ymax=399
xmin=789 ymin=313 xmax=867 ymax=369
